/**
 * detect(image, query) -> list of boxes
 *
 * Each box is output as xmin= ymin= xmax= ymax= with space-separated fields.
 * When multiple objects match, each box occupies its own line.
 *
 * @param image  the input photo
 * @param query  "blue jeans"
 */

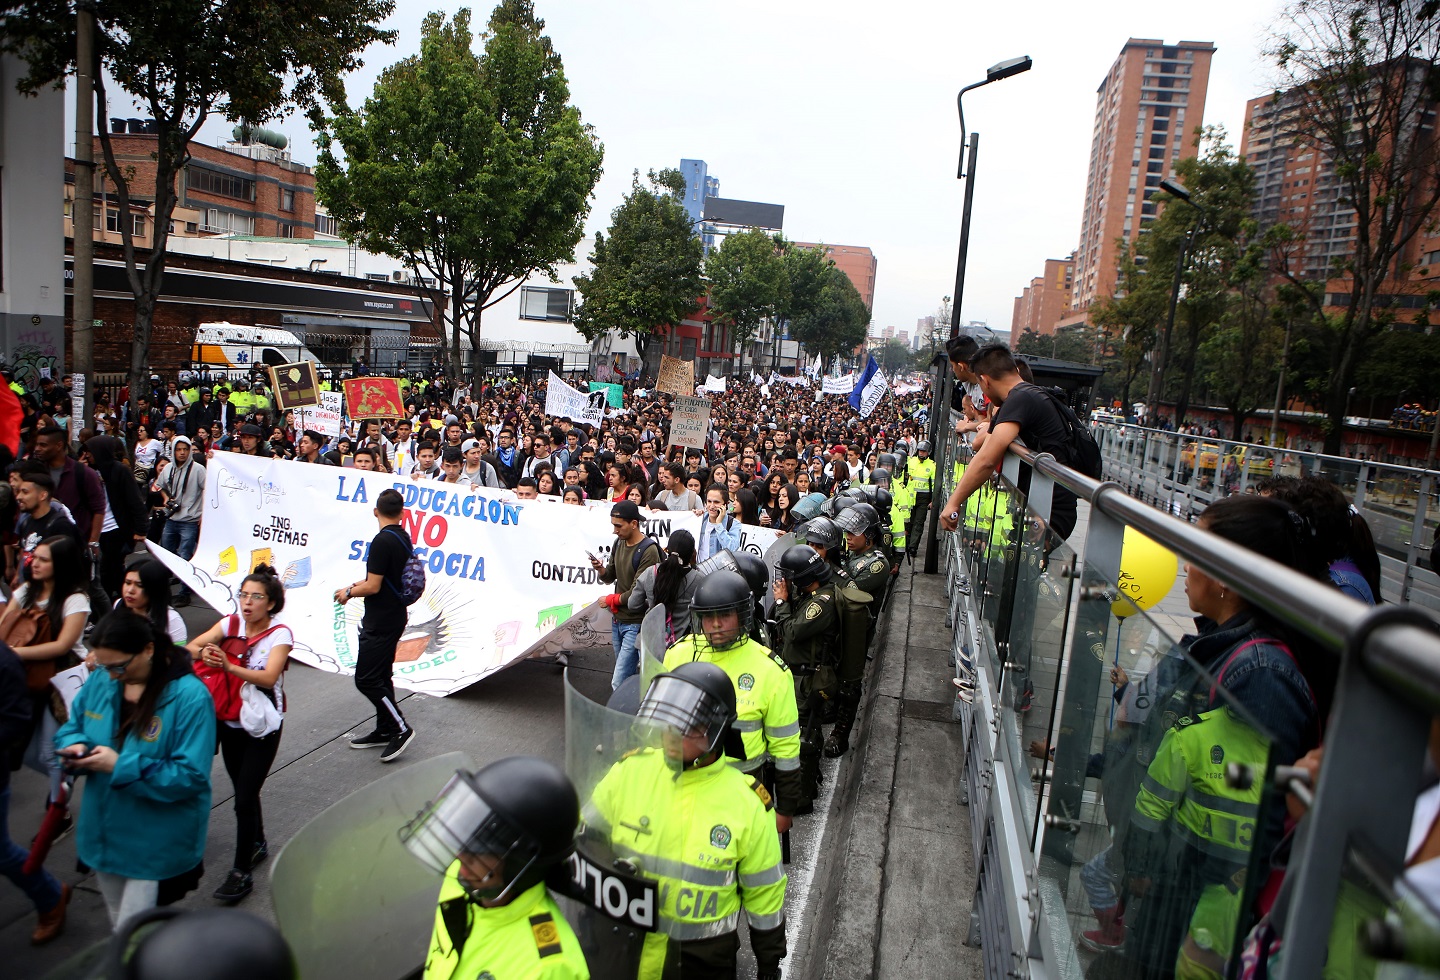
xmin=161 ymin=518 xmax=199 ymax=560
xmin=0 ymin=786 xmax=63 ymax=914
xmin=611 ymin=621 xmax=642 ymax=690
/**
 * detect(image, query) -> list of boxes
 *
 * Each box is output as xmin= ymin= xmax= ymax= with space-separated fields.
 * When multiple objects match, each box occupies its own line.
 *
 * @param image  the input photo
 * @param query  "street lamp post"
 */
xmin=1147 ymin=178 xmax=1205 ymax=418
xmin=926 ymin=54 xmax=1031 ymax=575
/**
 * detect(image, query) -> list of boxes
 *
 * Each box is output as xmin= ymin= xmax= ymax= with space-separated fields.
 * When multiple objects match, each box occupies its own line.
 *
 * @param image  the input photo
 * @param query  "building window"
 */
xmin=201 ymin=208 xmax=256 ymax=235
xmin=315 ymin=213 xmax=339 ymax=236
xmin=519 ymin=286 xmax=574 ymax=321
xmin=279 ymin=222 xmax=296 ymax=238
xmin=281 ymin=188 xmax=295 ymax=212
xmin=105 ymin=208 xmax=120 ymax=232
xmin=186 ymin=166 xmax=256 ymax=202
xmin=366 ymin=273 xmax=389 ymax=281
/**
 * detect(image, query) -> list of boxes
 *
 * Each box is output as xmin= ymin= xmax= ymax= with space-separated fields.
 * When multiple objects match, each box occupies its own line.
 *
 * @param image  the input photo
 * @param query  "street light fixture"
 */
xmin=1147 ymin=178 xmax=1207 ymax=416
xmin=926 ymin=54 xmax=1031 ymax=575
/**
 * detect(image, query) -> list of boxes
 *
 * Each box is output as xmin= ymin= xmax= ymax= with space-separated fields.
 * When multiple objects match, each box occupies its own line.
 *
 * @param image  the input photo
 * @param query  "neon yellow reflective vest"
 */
xmin=663 ymin=636 xmax=800 ymax=779
xmin=231 ymin=391 xmax=254 ymax=414
xmin=424 ymin=874 xmax=589 ymax=980
xmin=582 ymin=748 xmax=786 ymax=965
xmin=907 ymin=456 xmax=936 ymax=493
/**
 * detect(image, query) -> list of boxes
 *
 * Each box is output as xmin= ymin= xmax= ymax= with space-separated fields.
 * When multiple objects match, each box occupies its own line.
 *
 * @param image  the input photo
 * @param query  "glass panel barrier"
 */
xmin=1035 ymin=574 xmax=1284 ymax=980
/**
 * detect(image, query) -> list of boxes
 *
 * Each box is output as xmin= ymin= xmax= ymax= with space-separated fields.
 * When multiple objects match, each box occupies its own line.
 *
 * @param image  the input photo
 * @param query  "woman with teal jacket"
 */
xmin=55 ymin=609 xmax=215 ymax=930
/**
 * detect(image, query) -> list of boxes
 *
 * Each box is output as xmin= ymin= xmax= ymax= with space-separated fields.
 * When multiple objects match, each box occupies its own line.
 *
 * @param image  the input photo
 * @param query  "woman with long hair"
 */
xmin=115 ymin=558 xmax=186 ymax=645
xmin=625 ymin=480 xmax=650 ymax=508
xmin=771 ymin=483 xmax=801 ymax=534
xmin=828 ymin=460 xmax=851 ymax=497
xmin=132 ymin=424 xmax=161 ymax=472
xmin=185 ymin=565 xmax=292 ymax=904
xmin=0 ymin=536 xmax=91 ymax=813
xmin=795 ymin=470 xmax=812 ymax=496
xmin=627 ymin=529 xmax=700 ymax=643
xmin=734 ymin=488 xmax=761 ymax=527
xmin=562 ymin=485 xmax=586 ymax=506
xmin=56 ymin=610 xmax=213 ymax=928
xmin=536 ymin=470 xmax=560 ymax=497
xmin=1101 ymin=495 xmax=1329 ymax=974
xmin=1263 ymin=475 xmax=1383 ymax=604
xmin=85 ymin=436 xmax=148 ymax=600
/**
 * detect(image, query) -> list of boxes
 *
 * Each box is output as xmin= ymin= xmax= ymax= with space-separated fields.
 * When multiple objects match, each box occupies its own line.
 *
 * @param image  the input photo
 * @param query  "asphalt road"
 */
xmin=0 ymin=602 xmax=833 ymax=978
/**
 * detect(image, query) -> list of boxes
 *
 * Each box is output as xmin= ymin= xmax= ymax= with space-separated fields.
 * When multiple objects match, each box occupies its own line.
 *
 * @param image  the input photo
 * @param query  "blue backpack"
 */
xmin=384 ymin=525 xmax=427 ymax=606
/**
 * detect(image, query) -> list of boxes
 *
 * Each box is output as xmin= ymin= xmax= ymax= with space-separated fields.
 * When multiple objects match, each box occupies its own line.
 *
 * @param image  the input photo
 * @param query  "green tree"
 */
xmin=705 ymin=229 xmax=786 ymax=375
xmin=1354 ymin=329 xmax=1440 ymax=403
xmin=315 ymin=3 xmax=603 ymax=378
xmin=789 ymin=264 xmax=870 ymax=363
xmin=1 ymin=0 xmax=395 ymax=413
xmin=879 ymin=339 xmax=912 ymax=374
xmin=572 ymin=168 xmax=703 ymax=366
xmin=1265 ymin=0 xmax=1440 ymax=452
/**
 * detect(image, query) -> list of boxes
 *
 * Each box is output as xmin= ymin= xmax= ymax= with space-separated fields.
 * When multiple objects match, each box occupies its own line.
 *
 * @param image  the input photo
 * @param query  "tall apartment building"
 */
xmin=1011 ymin=253 xmax=1076 ymax=335
xmin=1068 ymin=39 xmax=1216 ymax=317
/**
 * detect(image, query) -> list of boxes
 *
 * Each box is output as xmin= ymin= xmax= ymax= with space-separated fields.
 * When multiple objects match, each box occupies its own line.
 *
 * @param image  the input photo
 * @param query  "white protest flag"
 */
xmin=808 ymin=353 xmax=822 ymax=380
xmin=544 ymin=370 xmax=604 ymax=425
xmin=750 ymin=371 xmax=764 ymax=385
xmin=850 ymin=355 xmax=889 ymax=419
xmin=760 ymin=383 xmax=771 ymax=399
xmin=147 ymin=454 xmax=783 ymax=697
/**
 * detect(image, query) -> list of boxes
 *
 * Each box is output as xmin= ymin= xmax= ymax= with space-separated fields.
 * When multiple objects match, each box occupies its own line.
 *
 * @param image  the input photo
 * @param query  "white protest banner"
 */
xmin=656 ymin=355 xmax=694 ymax=396
xmin=760 ymin=384 xmax=771 ymax=399
xmin=669 ymin=394 xmax=711 ymax=450
xmin=296 ymin=390 xmax=344 ymax=440
xmin=148 ymin=455 xmax=780 ymax=696
xmin=778 ymin=374 xmax=811 ymax=386
xmin=703 ymin=374 xmax=727 ymax=394
xmin=822 ymin=374 xmax=855 ymax=395
xmin=545 ymin=370 xmax=604 ymax=425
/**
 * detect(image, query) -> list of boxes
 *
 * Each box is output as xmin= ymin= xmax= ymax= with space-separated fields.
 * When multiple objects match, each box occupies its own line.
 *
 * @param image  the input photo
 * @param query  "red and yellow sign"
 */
xmin=342 ymin=377 xmax=406 ymax=420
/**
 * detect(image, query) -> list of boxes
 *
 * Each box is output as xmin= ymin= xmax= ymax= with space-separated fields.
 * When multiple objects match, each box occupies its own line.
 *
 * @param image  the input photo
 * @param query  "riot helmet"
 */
xmin=778 ymin=544 xmax=832 ymax=589
xmin=790 ymin=492 xmax=827 ymax=524
xmin=876 ymin=452 xmax=898 ymax=473
xmin=118 ymin=908 xmax=297 ymax=980
xmin=638 ymin=662 xmax=743 ymax=770
xmin=733 ymin=551 xmax=769 ymax=598
xmin=797 ymin=515 xmax=843 ymax=553
xmin=917 ymin=440 xmax=932 ymax=455
xmin=834 ymin=502 xmax=881 ymax=538
xmin=689 ymin=570 xmax=752 ymax=651
xmin=870 ymin=468 xmax=892 ymax=489
xmin=870 ymin=487 xmax=893 ymax=513
xmin=401 ymin=756 xmax=580 ymax=906
xmin=694 ymin=549 xmax=740 ymax=580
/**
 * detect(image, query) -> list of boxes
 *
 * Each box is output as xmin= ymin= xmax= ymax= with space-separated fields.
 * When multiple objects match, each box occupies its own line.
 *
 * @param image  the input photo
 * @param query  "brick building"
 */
xmin=1011 ymin=253 xmax=1076 ymax=335
xmin=1064 ymin=39 xmax=1216 ymax=324
xmin=793 ymin=242 xmax=878 ymax=311
xmin=75 ymin=123 xmax=318 ymax=241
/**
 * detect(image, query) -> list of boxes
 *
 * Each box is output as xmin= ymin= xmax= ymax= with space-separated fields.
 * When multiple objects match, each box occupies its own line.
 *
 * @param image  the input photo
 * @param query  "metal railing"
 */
xmin=934 ymin=408 xmax=1440 ymax=979
xmin=1095 ymin=423 xmax=1440 ymax=607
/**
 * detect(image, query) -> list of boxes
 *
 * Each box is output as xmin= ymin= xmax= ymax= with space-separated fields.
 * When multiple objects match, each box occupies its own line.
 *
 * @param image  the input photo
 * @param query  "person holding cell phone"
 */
xmin=54 ymin=609 xmax=215 ymax=930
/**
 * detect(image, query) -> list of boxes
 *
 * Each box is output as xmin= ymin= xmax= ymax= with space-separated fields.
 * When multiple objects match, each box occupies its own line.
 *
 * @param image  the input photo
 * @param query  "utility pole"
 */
xmin=71 ymin=1 xmax=96 ymax=428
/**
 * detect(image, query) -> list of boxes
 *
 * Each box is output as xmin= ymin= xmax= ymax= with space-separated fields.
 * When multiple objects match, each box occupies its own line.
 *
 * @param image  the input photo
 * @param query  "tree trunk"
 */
xmin=470 ymin=305 xmax=483 ymax=384
xmin=449 ymin=280 xmax=465 ymax=380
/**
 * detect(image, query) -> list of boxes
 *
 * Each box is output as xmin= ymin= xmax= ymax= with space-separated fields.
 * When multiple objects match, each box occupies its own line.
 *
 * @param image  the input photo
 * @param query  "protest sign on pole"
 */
xmin=68 ymin=374 xmax=85 ymax=444
xmin=587 ymin=381 xmax=624 ymax=409
xmin=296 ymin=390 xmax=344 ymax=439
xmin=147 ymin=454 xmax=779 ymax=697
xmin=703 ymin=374 xmax=727 ymax=393
xmin=669 ymin=395 xmax=711 ymax=450
xmin=822 ymin=374 xmax=855 ymax=395
xmin=342 ymin=377 xmax=406 ymax=419
xmin=268 ymin=361 xmax=321 ymax=411
xmin=545 ymin=370 xmax=604 ymax=425
xmin=655 ymin=355 xmax=694 ymax=396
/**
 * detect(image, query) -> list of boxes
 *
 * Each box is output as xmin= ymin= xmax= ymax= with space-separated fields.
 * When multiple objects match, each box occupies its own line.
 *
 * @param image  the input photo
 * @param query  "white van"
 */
xmin=191 ymin=322 xmax=321 ymax=374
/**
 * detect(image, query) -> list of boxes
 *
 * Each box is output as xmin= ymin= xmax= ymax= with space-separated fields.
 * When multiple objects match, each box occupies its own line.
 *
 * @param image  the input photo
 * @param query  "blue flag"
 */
xmin=849 ymin=356 xmax=888 ymax=417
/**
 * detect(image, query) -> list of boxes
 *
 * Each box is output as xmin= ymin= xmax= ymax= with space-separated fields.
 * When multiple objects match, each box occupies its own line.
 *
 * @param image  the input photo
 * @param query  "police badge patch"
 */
xmin=710 ymin=824 xmax=732 ymax=849
xmin=804 ymin=603 xmax=821 ymax=621
xmin=738 ymin=673 xmax=755 ymax=691
xmin=1210 ymin=744 xmax=1224 ymax=764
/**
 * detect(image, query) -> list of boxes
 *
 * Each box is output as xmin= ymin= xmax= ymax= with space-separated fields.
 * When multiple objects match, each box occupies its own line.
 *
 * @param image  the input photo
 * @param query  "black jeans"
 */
xmin=217 ymin=724 xmax=282 ymax=872
xmin=98 ymin=528 xmax=134 ymax=600
xmin=356 ymin=623 xmax=409 ymax=737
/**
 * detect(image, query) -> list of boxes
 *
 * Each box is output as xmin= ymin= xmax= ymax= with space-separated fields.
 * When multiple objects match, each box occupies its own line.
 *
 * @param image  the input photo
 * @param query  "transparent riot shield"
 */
xmin=560 ymin=671 xmax=711 ymax=980
xmin=761 ymin=532 xmax=797 ymax=620
xmin=612 ymin=603 xmax=670 ymax=714
xmin=271 ymin=751 xmax=476 ymax=980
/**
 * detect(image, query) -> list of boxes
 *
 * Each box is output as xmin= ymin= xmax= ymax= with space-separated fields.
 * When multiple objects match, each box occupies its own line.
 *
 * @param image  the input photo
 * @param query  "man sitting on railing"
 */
xmin=939 ymin=345 xmax=1078 ymax=542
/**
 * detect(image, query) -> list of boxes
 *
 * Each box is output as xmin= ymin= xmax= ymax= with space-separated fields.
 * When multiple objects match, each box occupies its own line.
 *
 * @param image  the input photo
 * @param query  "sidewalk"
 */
xmin=792 ymin=538 xmax=983 ymax=979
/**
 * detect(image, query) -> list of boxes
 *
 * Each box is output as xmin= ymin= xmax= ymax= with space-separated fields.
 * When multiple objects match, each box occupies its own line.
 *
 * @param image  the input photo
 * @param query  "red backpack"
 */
xmin=196 ymin=614 xmax=287 ymax=721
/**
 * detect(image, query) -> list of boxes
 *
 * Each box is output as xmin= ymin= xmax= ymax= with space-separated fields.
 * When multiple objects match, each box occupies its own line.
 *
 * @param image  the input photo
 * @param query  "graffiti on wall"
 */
xmin=5 ymin=327 xmax=63 ymax=390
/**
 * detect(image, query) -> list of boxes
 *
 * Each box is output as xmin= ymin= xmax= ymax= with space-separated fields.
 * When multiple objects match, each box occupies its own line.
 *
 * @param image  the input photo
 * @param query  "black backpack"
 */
xmin=1029 ymin=384 xmax=1104 ymax=480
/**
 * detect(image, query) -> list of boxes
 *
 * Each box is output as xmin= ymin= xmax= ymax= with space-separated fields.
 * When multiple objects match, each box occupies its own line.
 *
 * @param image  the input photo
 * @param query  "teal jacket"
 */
xmin=55 ymin=661 xmax=216 ymax=880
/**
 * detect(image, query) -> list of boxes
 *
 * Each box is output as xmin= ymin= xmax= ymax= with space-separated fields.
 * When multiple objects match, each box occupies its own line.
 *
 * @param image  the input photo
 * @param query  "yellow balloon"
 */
xmin=1112 ymin=526 xmax=1178 ymax=620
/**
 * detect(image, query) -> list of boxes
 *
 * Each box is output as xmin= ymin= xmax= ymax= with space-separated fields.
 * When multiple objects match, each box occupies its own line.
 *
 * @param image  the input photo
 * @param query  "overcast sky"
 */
xmin=118 ymin=0 xmax=1292 ymax=338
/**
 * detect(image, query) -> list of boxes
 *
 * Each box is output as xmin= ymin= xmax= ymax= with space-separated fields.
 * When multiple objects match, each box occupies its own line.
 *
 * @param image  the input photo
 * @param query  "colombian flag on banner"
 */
xmin=342 ymin=377 xmax=406 ymax=420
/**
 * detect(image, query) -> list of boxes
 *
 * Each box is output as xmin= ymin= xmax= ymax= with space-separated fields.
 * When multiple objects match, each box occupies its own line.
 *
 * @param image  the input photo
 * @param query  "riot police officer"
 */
xmin=402 ymin=756 xmax=590 ymax=979
xmin=772 ymin=545 xmax=842 ymax=813
xmin=795 ymin=516 xmax=845 ymax=576
xmin=664 ymin=570 xmax=801 ymax=830
xmin=582 ymin=662 xmax=788 ymax=980
xmin=825 ymin=504 xmax=891 ymax=759
xmin=906 ymin=441 xmax=936 ymax=558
